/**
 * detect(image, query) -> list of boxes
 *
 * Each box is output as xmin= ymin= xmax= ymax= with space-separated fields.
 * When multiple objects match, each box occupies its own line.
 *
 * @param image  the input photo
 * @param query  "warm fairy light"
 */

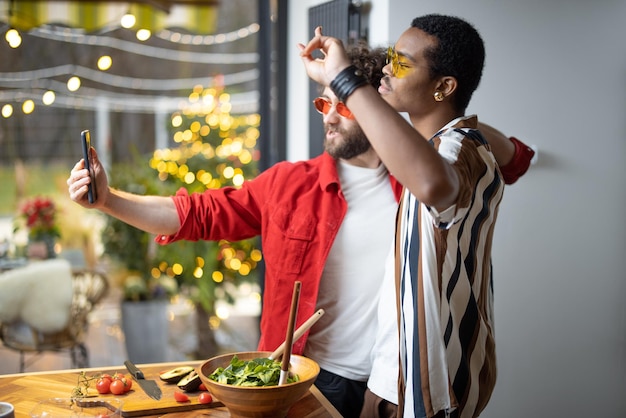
xmin=223 ymin=166 xmax=234 ymax=179
xmin=97 ymin=55 xmax=112 ymax=71
xmin=233 ymin=173 xmax=244 ymax=186
xmin=239 ymin=263 xmax=251 ymax=275
xmin=199 ymin=171 xmax=212 ymax=184
xmin=172 ymin=263 xmax=183 ymax=275
xmin=239 ymin=150 xmax=252 ymax=165
xmin=172 ymin=114 xmax=183 ymax=127
xmin=2 ymin=104 xmax=13 ymax=118
xmin=212 ymin=271 xmax=224 ymax=283
xmin=229 ymin=258 xmax=242 ymax=270
xmin=67 ymin=76 xmax=81 ymax=91
xmin=188 ymin=91 xmax=200 ymax=103
xmin=120 ymin=14 xmax=136 ymax=28
xmin=184 ymin=172 xmax=195 ymax=184
xmin=42 ymin=90 xmax=56 ymax=105
xmin=181 ymin=130 xmax=193 ymax=142
xmin=216 ymin=306 xmax=230 ymax=320
xmin=5 ymin=29 xmax=21 ymax=48
xmin=136 ymin=29 xmax=151 ymax=41
xmin=22 ymin=100 xmax=35 ymax=114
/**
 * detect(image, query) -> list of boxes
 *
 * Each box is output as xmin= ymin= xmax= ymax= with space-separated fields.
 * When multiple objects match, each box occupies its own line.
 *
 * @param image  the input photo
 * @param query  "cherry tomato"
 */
xmin=96 ymin=378 xmax=111 ymax=394
xmin=198 ymin=392 xmax=212 ymax=404
xmin=110 ymin=379 xmax=126 ymax=395
xmin=123 ymin=377 xmax=132 ymax=392
xmin=198 ymin=383 xmax=207 ymax=391
xmin=112 ymin=374 xmax=132 ymax=393
xmin=173 ymin=391 xmax=189 ymax=402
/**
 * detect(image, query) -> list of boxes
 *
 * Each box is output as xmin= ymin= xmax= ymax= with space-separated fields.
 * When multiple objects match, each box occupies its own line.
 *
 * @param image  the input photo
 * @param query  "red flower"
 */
xmin=18 ymin=196 xmax=61 ymax=240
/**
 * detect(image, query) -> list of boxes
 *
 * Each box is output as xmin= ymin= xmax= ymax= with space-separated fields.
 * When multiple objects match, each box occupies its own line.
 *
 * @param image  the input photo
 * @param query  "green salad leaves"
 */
xmin=208 ymin=355 xmax=300 ymax=387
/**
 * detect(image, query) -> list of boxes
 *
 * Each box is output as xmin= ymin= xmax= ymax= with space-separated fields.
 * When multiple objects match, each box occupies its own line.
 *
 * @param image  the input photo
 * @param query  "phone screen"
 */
xmin=80 ymin=130 xmax=98 ymax=204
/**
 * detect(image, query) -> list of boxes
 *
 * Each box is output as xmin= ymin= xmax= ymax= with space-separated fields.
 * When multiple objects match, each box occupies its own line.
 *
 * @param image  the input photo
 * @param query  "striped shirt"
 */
xmin=397 ymin=116 xmax=504 ymax=418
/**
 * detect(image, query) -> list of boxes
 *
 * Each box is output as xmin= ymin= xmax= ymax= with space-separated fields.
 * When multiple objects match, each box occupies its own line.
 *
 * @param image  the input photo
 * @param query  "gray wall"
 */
xmin=288 ymin=0 xmax=626 ymax=416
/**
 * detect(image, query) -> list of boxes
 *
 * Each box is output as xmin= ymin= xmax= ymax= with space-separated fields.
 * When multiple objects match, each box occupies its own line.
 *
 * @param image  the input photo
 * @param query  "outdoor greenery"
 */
xmin=0 ymin=162 xmax=68 ymax=216
xmin=0 ymin=163 xmax=99 ymax=261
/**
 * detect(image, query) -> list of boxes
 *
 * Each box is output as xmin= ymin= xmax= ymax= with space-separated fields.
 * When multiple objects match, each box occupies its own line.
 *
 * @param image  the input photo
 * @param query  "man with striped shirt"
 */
xmin=300 ymin=13 xmax=505 ymax=418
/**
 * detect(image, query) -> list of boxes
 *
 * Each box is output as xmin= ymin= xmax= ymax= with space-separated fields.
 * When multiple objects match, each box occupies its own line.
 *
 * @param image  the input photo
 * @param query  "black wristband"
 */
xmin=330 ymin=65 xmax=368 ymax=103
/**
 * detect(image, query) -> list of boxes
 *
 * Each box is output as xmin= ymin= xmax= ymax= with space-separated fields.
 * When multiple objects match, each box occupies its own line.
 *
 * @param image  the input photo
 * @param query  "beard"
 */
xmin=323 ymin=123 xmax=371 ymax=160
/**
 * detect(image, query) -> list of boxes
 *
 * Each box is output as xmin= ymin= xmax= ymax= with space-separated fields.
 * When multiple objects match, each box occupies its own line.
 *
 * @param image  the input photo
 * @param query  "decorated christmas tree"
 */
xmin=153 ymin=82 xmax=262 ymax=357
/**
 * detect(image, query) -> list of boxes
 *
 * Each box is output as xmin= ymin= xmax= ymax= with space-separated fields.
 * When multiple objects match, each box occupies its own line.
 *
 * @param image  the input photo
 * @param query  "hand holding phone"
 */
xmin=80 ymin=130 xmax=98 ymax=204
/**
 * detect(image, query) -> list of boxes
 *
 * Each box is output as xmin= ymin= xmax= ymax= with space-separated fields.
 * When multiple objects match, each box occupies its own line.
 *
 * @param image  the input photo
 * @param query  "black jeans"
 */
xmin=315 ymin=368 xmax=367 ymax=418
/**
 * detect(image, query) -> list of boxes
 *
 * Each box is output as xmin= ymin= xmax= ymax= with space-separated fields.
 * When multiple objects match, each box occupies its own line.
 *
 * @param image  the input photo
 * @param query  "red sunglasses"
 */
xmin=313 ymin=97 xmax=354 ymax=119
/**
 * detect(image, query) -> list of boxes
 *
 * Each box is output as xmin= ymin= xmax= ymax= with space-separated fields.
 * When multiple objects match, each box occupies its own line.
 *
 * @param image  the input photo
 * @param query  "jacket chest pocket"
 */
xmin=268 ymin=208 xmax=316 ymax=275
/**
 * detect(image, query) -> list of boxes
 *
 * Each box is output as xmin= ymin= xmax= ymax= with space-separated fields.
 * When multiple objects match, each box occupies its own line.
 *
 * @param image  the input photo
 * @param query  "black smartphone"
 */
xmin=80 ymin=129 xmax=98 ymax=204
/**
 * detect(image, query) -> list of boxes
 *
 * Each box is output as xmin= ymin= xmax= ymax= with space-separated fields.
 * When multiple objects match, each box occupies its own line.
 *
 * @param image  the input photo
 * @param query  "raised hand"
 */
xmin=298 ymin=26 xmax=351 ymax=87
xmin=67 ymin=148 xmax=109 ymax=208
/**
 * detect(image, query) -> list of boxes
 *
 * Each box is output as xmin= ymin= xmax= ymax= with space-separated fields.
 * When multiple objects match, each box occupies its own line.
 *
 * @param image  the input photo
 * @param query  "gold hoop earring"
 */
xmin=434 ymin=91 xmax=444 ymax=102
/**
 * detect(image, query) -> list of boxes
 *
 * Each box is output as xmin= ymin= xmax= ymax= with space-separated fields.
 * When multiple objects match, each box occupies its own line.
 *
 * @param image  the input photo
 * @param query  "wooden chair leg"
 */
xmin=71 ymin=343 xmax=89 ymax=369
xmin=19 ymin=350 xmax=25 ymax=373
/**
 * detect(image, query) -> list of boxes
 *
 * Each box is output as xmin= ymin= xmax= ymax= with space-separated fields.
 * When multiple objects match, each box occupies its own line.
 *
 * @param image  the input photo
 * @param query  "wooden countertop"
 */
xmin=0 ymin=361 xmax=342 ymax=417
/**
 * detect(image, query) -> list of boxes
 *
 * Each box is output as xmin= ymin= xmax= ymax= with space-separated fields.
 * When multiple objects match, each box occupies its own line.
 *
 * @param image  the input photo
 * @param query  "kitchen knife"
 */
xmin=124 ymin=360 xmax=162 ymax=400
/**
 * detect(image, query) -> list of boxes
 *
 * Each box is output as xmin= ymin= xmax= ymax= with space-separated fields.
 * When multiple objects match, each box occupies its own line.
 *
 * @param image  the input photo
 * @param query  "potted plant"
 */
xmin=15 ymin=196 xmax=61 ymax=259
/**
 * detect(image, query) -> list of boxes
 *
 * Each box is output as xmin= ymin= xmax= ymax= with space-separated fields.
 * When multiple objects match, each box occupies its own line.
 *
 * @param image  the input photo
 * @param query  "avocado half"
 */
xmin=159 ymin=366 xmax=195 ymax=383
xmin=177 ymin=370 xmax=202 ymax=392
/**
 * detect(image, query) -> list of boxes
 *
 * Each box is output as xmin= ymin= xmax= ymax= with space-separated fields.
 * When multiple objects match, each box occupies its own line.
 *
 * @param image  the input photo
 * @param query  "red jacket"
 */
xmin=157 ymin=152 xmax=403 ymax=354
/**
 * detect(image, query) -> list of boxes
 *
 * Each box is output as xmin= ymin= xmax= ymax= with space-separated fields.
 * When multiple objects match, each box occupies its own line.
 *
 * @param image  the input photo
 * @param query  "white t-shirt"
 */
xmin=304 ymin=160 xmax=397 ymax=381
xmin=367 ymin=244 xmax=400 ymax=402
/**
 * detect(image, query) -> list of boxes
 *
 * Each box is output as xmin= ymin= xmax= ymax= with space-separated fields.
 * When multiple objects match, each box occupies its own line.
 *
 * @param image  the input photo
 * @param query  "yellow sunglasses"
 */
xmin=386 ymin=47 xmax=413 ymax=79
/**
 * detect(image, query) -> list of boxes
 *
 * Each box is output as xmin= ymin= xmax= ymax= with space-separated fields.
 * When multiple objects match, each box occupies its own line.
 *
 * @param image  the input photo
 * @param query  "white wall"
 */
xmin=287 ymin=0 xmax=626 ymax=417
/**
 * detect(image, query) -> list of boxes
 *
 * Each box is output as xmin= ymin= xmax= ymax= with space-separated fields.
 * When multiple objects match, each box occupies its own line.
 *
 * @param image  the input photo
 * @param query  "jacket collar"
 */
xmin=318 ymin=152 xmax=341 ymax=191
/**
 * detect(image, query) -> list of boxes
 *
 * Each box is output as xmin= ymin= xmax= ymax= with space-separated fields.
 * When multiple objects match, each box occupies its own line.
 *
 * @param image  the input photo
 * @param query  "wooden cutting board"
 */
xmin=0 ymin=361 xmax=342 ymax=417
xmin=113 ymin=363 xmax=224 ymax=417
xmin=0 ymin=362 xmax=223 ymax=417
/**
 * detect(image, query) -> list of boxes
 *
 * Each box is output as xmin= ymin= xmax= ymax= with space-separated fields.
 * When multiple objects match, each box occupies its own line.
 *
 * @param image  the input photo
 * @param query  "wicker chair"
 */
xmin=0 ymin=267 xmax=109 ymax=372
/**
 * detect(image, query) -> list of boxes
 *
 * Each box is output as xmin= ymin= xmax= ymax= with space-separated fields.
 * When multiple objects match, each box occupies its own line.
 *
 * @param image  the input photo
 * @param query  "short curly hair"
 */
xmin=411 ymin=14 xmax=485 ymax=112
xmin=345 ymin=41 xmax=387 ymax=90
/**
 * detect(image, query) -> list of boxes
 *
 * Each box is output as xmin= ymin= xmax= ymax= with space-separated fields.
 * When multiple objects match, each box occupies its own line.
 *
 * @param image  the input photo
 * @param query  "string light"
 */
xmin=1 ymin=104 xmax=12 ymax=118
xmin=24 ymin=21 xmax=259 ymax=47
xmin=158 ymin=23 xmax=260 ymax=46
xmin=66 ymin=76 xmax=81 ymax=91
xmin=28 ymin=25 xmax=259 ymax=64
xmin=42 ymin=90 xmax=55 ymax=105
xmin=21 ymin=99 xmax=34 ymax=114
xmin=136 ymin=28 xmax=151 ymax=41
xmin=0 ymin=87 xmax=259 ymax=115
xmin=0 ymin=65 xmax=258 ymax=91
xmin=97 ymin=55 xmax=112 ymax=71
xmin=0 ymin=18 xmax=260 ymax=118
xmin=120 ymin=14 xmax=136 ymax=29
xmin=5 ymin=28 xmax=21 ymax=48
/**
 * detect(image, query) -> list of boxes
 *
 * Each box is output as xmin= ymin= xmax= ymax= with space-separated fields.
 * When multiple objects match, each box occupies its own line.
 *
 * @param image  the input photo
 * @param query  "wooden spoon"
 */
xmin=279 ymin=281 xmax=301 ymax=385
